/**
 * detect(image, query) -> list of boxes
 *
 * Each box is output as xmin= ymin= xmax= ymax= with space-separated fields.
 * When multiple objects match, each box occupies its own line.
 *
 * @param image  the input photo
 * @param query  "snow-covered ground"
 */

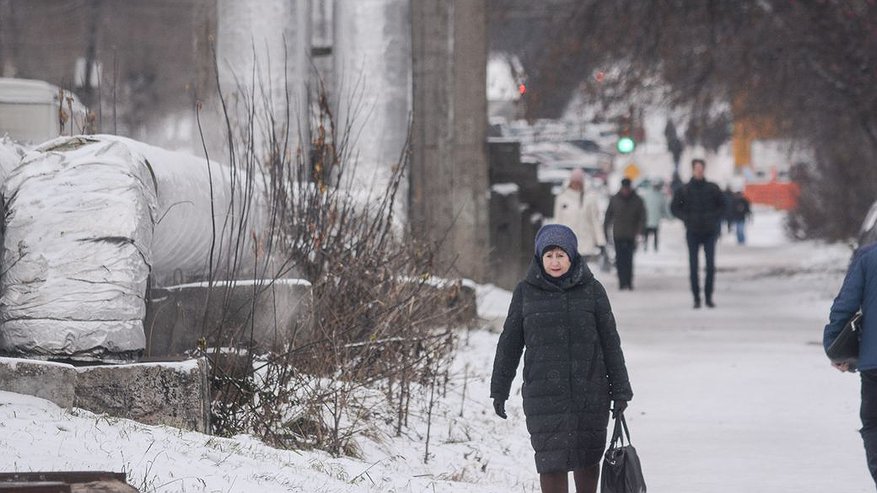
xmin=0 ymin=207 xmax=870 ymax=492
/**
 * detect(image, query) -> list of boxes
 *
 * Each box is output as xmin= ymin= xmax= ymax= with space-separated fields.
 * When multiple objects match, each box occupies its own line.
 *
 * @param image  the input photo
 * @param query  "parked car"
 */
xmin=521 ymin=142 xmax=611 ymax=194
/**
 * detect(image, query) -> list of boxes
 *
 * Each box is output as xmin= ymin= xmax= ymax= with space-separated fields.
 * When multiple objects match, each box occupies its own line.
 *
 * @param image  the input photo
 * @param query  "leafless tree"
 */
xmin=493 ymin=0 xmax=877 ymax=238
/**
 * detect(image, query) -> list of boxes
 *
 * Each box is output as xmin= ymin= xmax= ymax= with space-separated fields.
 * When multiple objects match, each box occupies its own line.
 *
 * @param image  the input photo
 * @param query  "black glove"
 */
xmin=612 ymin=400 xmax=628 ymax=418
xmin=493 ymin=398 xmax=507 ymax=419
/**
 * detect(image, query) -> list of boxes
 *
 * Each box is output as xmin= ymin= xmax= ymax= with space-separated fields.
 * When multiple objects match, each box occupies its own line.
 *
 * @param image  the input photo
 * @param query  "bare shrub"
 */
xmin=194 ymin=64 xmax=470 ymax=457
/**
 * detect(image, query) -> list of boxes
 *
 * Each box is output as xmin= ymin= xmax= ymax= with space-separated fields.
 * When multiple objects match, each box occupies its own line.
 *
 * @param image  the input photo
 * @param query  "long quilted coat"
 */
xmin=490 ymin=257 xmax=633 ymax=473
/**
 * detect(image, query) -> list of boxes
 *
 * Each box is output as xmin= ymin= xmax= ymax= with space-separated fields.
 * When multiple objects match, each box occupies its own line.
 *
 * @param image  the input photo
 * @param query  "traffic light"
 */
xmin=616 ymin=113 xmax=636 ymax=154
xmin=616 ymin=136 xmax=635 ymax=154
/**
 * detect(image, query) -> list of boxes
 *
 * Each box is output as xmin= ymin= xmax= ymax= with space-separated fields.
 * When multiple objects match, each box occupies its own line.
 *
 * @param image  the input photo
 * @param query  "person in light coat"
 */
xmin=553 ymin=168 xmax=606 ymax=261
xmin=640 ymin=178 xmax=671 ymax=252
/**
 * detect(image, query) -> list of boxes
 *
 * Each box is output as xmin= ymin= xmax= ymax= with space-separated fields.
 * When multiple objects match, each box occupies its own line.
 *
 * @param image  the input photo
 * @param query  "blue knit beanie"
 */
xmin=534 ymin=224 xmax=578 ymax=259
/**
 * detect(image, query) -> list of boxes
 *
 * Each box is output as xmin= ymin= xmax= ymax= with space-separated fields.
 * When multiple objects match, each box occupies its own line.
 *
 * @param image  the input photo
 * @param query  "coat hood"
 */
xmin=525 ymin=255 xmax=594 ymax=291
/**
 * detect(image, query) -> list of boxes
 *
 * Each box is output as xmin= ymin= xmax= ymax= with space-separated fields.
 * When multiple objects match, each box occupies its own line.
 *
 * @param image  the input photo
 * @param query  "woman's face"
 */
xmin=542 ymin=247 xmax=572 ymax=278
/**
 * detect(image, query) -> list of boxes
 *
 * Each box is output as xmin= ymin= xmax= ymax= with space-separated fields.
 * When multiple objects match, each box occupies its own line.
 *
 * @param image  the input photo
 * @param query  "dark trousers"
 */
xmin=643 ymin=227 xmax=659 ymax=251
xmin=685 ymin=230 xmax=717 ymax=302
xmin=735 ymin=220 xmax=746 ymax=244
xmin=615 ymin=238 xmax=636 ymax=289
xmin=861 ymin=370 xmax=877 ymax=487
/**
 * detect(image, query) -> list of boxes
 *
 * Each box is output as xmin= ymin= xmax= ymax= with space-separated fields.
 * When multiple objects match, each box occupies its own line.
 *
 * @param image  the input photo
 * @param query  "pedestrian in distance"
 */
xmin=824 ymin=242 xmax=877 ymax=488
xmin=729 ymin=190 xmax=752 ymax=245
xmin=491 ymin=224 xmax=633 ymax=493
xmin=553 ymin=168 xmax=607 ymax=262
xmin=604 ymin=178 xmax=646 ymax=290
xmin=670 ymin=158 xmax=726 ymax=308
xmin=640 ymin=178 xmax=671 ymax=252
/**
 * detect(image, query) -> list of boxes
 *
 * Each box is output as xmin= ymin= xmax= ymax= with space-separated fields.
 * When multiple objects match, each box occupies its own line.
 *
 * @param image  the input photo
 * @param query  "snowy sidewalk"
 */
xmin=592 ymin=211 xmax=870 ymax=492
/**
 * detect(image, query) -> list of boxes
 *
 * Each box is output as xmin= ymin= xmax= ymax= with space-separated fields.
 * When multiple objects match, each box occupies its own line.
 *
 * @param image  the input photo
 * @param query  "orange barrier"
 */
xmin=743 ymin=181 xmax=799 ymax=210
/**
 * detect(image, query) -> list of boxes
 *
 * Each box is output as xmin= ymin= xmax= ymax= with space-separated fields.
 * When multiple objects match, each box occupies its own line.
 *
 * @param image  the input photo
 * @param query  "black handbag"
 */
xmin=601 ymin=413 xmax=646 ymax=493
xmin=826 ymin=312 xmax=863 ymax=370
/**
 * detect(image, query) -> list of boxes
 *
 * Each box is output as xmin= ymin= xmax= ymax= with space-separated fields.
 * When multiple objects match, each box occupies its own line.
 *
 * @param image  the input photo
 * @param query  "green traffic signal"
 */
xmin=616 ymin=136 xmax=636 ymax=154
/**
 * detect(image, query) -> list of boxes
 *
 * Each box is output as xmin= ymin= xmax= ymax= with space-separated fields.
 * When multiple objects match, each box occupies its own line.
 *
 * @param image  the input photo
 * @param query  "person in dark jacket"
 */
xmin=604 ymin=178 xmax=646 ymax=290
xmin=491 ymin=224 xmax=634 ymax=493
xmin=670 ymin=159 xmax=726 ymax=308
xmin=729 ymin=191 xmax=752 ymax=245
xmin=825 ymin=242 xmax=877 ymax=487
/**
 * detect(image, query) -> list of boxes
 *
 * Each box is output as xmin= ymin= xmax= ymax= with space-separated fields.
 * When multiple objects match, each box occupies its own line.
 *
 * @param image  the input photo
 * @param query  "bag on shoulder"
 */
xmin=827 ymin=312 xmax=863 ymax=370
xmin=601 ymin=413 xmax=646 ymax=493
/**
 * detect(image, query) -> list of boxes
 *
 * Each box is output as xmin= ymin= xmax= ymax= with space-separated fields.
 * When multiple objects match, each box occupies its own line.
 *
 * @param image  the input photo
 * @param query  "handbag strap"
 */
xmin=609 ymin=412 xmax=633 ymax=448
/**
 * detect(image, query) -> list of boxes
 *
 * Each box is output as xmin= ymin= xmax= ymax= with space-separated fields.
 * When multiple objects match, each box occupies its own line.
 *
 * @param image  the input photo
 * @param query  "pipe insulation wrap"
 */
xmin=0 ymin=137 xmax=156 ymax=360
xmin=0 ymin=134 xmax=270 ymax=361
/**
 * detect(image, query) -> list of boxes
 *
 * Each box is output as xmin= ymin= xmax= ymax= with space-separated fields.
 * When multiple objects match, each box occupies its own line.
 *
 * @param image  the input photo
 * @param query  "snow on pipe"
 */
xmin=0 ymin=135 xmax=269 ymax=361
xmin=0 ymin=138 xmax=25 ymax=184
xmin=333 ymin=0 xmax=411 ymax=212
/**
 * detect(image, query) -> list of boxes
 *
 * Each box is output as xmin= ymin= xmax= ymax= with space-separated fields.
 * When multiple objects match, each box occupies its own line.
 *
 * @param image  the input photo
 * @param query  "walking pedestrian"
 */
xmin=553 ymin=168 xmax=607 ymax=261
xmin=729 ymin=190 xmax=752 ymax=245
xmin=824 ymin=242 xmax=877 ymax=488
xmin=670 ymin=158 xmax=726 ymax=308
xmin=604 ymin=178 xmax=646 ymax=290
xmin=640 ymin=178 xmax=670 ymax=252
xmin=491 ymin=224 xmax=634 ymax=493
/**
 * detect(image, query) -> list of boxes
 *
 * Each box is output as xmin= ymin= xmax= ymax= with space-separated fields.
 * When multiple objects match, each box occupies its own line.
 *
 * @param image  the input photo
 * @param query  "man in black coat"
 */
xmin=670 ymin=158 xmax=726 ymax=308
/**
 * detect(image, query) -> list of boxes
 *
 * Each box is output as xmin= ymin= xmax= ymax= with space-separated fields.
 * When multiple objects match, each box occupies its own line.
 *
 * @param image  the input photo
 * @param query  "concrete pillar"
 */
xmin=216 ymin=0 xmax=311 ymax=148
xmin=410 ymin=0 xmax=489 ymax=281
xmin=312 ymin=0 xmax=333 ymax=95
xmin=409 ymin=0 xmax=489 ymax=280
xmin=453 ymin=0 xmax=490 ymax=279
xmin=333 ymin=0 xmax=411 ymax=210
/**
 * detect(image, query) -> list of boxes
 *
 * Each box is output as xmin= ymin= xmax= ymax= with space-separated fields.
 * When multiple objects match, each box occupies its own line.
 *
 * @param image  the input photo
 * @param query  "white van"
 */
xmin=0 ymin=77 xmax=86 ymax=144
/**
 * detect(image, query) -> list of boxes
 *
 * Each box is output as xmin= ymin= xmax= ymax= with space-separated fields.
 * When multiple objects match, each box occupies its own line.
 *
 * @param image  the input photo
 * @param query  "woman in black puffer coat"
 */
xmin=490 ymin=224 xmax=633 ymax=493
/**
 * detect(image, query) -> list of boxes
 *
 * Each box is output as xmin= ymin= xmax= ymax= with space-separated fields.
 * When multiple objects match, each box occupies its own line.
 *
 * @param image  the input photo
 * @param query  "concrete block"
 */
xmin=74 ymin=358 xmax=210 ymax=433
xmin=0 ymin=357 xmax=77 ymax=408
xmin=409 ymin=278 xmax=478 ymax=328
xmin=490 ymin=185 xmax=526 ymax=290
xmin=454 ymin=281 xmax=479 ymax=325
xmin=144 ymin=279 xmax=313 ymax=357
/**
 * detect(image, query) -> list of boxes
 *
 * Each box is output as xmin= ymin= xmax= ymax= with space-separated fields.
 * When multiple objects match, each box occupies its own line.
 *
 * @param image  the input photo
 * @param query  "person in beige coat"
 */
xmin=553 ymin=168 xmax=606 ymax=261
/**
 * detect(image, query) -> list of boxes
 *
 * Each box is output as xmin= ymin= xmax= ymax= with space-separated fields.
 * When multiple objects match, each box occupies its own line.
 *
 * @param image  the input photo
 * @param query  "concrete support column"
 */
xmin=410 ymin=0 xmax=489 ymax=281
xmin=333 ymin=0 xmax=411 ymax=209
xmin=216 ymin=0 xmax=311 ymax=150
